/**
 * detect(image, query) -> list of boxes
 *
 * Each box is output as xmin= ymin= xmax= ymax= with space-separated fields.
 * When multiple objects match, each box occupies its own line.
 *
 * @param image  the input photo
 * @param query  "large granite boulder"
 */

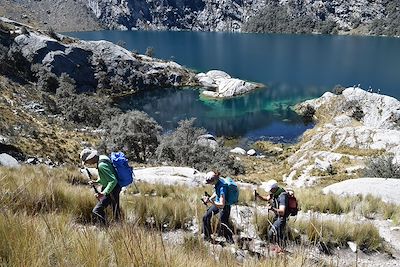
xmin=323 ymin=178 xmax=400 ymax=205
xmin=0 ymin=153 xmax=20 ymax=167
xmin=197 ymin=70 xmax=263 ymax=98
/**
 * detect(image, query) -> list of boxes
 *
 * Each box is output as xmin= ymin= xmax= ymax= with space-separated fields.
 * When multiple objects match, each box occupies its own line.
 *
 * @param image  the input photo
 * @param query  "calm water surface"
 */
xmin=66 ymin=31 xmax=400 ymax=141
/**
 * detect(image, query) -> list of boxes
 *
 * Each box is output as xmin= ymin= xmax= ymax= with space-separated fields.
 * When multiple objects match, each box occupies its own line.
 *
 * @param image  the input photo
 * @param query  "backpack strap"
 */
xmin=98 ymin=158 xmax=118 ymax=177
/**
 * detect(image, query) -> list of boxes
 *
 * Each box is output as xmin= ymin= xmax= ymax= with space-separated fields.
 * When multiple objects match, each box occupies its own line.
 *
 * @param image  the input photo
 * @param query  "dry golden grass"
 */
xmin=236 ymin=155 xmax=292 ymax=184
xmin=290 ymin=217 xmax=383 ymax=253
xmin=0 ymin=210 xmax=326 ymax=266
xmin=334 ymin=147 xmax=385 ymax=157
xmin=0 ymin=166 xmax=95 ymax=223
xmin=1 ymin=166 xmax=396 ymax=266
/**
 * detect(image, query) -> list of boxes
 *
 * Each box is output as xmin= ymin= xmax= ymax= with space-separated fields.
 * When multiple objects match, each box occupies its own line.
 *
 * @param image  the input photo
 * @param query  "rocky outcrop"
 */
xmin=0 ymin=17 xmax=197 ymax=94
xmin=198 ymin=70 xmax=263 ymax=98
xmin=284 ymin=87 xmax=400 ymax=187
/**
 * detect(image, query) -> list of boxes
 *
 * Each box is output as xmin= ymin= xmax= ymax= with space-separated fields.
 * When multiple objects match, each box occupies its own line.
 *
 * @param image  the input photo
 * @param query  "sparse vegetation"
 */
xmin=243 ymin=3 xmax=316 ymax=34
xmin=46 ymin=27 xmax=60 ymax=41
xmin=363 ymin=154 xmax=400 ymax=178
xmin=332 ymin=84 xmax=346 ymax=95
xmin=369 ymin=1 xmax=400 ymax=36
xmin=291 ymin=217 xmax=383 ymax=253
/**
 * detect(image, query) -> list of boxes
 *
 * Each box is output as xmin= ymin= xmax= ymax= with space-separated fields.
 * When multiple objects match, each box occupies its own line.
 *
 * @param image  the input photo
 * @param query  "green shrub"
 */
xmin=102 ymin=110 xmax=162 ymax=162
xmin=156 ymin=118 xmax=244 ymax=175
xmin=363 ymin=154 xmax=400 ymax=178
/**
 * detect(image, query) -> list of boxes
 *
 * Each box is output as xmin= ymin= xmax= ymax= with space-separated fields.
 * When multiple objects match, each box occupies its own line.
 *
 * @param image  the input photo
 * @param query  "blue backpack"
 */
xmin=110 ymin=152 xmax=134 ymax=187
xmin=222 ymin=177 xmax=239 ymax=205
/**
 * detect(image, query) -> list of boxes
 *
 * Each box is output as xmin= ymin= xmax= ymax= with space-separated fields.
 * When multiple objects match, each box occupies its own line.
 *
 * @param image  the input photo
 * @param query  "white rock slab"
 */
xmin=323 ymin=178 xmax=400 ymax=205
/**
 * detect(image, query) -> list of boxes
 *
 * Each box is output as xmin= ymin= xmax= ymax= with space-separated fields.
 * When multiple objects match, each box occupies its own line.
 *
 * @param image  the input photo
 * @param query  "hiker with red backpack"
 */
xmin=201 ymin=171 xmax=238 ymax=244
xmin=80 ymin=148 xmax=122 ymax=225
xmin=255 ymin=179 xmax=298 ymax=251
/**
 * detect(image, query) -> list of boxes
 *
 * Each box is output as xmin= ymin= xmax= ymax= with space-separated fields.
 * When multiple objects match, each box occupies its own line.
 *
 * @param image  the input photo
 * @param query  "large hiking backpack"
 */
xmin=222 ymin=177 xmax=239 ymax=205
xmin=285 ymin=188 xmax=299 ymax=216
xmin=101 ymin=152 xmax=134 ymax=187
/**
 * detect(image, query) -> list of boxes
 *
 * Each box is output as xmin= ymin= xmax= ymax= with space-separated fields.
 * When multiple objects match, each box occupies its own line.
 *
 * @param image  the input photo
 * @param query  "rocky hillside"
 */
xmin=0 ymin=17 xmax=198 ymax=162
xmin=286 ymin=87 xmax=400 ymax=187
xmin=0 ymin=0 xmax=103 ymax=32
xmin=82 ymin=0 xmax=400 ymax=36
xmin=2 ymin=0 xmax=400 ymax=36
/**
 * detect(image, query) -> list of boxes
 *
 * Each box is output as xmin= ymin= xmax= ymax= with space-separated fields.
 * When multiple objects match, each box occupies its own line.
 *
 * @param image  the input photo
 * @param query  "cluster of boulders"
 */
xmin=197 ymin=70 xmax=263 ymax=98
xmin=230 ymin=147 xmax=257 ymax=157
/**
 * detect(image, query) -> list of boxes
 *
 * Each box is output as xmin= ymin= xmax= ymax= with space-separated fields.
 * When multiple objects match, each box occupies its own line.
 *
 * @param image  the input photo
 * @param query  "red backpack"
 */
xmin=286 ymin=188 xmax=299 ymax=216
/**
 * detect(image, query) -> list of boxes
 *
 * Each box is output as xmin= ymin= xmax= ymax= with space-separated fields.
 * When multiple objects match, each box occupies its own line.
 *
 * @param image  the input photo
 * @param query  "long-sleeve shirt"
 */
xmin=96 ymin=155 xmax=118 ymax=195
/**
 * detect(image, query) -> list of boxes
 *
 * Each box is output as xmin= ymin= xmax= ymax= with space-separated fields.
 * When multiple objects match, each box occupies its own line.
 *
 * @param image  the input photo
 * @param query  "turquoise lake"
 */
xmin=66 ymin=31 xmax=400 ymax=142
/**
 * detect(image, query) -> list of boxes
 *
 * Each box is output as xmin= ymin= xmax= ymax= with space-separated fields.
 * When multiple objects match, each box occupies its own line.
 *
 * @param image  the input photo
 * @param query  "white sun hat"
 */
xmin=80 ymin=148 xmax=98 ymax=164
xmin=261 ymin=179 xmax=278 ymax=192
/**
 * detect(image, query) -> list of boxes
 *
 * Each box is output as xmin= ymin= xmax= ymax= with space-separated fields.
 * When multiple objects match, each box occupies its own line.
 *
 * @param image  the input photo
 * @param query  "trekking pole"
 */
xmin=254 ymin=190 xmax=259 ymax=238
xmin=83 ymin=167 xmax=100 ymax=195
xmin=309 ymin=219 xmax=331 ymax=255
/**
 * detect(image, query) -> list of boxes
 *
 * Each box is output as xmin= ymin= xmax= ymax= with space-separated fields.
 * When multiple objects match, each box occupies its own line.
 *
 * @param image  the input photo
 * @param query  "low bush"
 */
xmin=156 ymin=118 xmax=244 ymax=175
xmin=102 ymin=110 xmax=162 ymax=162
xmin=363 ymin=154 xmax=400 ymax=178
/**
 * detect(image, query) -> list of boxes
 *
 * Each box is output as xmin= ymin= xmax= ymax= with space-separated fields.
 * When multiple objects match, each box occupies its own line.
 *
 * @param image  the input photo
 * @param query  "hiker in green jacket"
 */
xmin=80 ymin=148 xmax=121 ymax=225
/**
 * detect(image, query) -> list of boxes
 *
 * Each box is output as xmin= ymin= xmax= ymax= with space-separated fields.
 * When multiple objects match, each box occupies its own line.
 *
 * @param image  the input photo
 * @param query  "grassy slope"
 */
xmin=1 ymin=166 xmax=399 ymax=266
xmin=0 ymin=75 xmax=99 ymax=163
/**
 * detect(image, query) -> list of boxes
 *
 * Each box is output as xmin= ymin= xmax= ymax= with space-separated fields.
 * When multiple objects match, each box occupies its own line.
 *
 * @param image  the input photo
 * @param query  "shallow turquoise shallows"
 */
xmin=66 ymin=31 xmax=400 ymax=141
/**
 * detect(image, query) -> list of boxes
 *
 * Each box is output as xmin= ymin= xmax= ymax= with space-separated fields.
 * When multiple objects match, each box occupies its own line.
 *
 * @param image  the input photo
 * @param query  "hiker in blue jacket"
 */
xmin=202 ymin=171 xmax=234 ymax=244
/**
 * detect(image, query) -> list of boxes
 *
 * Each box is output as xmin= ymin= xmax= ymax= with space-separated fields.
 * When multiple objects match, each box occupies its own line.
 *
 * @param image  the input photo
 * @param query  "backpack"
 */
xmin=222 ymin=177 xmax=239 ymax=205
xmin=100 ymin=152 xmax=134 ymax=187
xmin=285 ymin=188 xmax=299 ymax=216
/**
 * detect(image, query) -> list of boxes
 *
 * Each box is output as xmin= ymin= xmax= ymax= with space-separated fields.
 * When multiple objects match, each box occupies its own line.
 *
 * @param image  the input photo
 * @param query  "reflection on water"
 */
xmin=66 ymin=30 xmax=400 ymax=141
xmin=119 ymin=87 xmax=314 ymax=142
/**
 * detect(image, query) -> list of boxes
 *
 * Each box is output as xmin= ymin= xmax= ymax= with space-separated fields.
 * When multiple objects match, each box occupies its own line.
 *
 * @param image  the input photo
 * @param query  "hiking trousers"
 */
xmin=203 ymin=205 xmax=233 ymax=242
xmin=268 ymin=215 xmax=287 ymax=246
xmin=92 ymin=183 xmax=121 ymax=225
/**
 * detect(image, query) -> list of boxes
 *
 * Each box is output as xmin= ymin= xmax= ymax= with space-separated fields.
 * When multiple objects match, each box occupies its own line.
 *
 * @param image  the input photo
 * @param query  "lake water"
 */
xmin=66 ymin=31 xmax=400 ymax=141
